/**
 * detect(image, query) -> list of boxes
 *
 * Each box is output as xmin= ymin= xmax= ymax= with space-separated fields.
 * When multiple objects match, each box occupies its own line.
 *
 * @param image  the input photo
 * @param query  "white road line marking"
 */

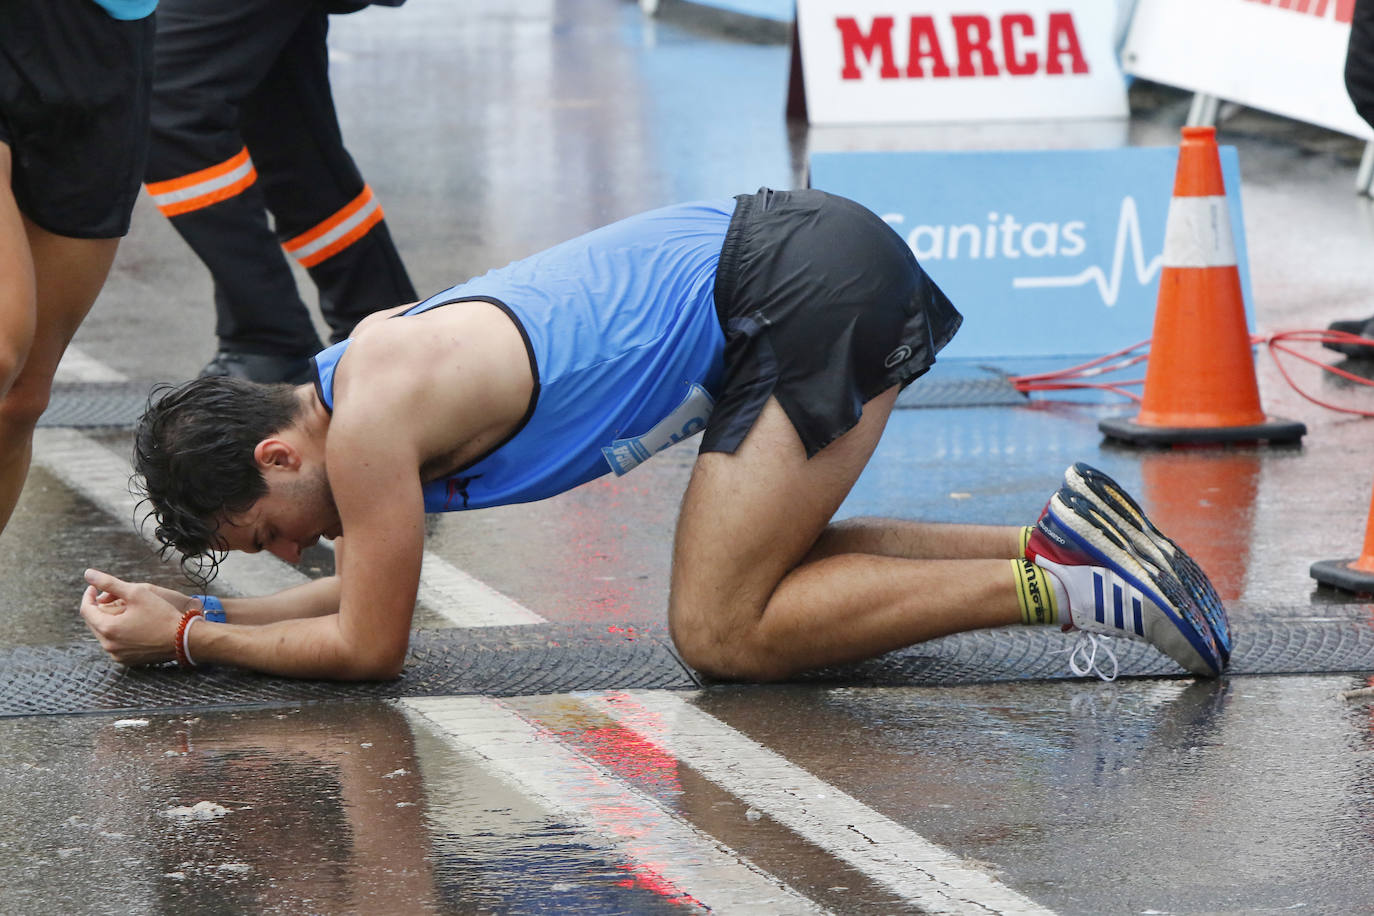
xmin=585 ymin=691 xmax=1057 ymax=916
xmin=319 ymin=538 xmax=545 ymax=627
xmin=402 ymin=696 xmax=827 ymax=915
xmin=41 ymin=345 xmax=545 ymax=626
xmin=416 ymin=550 xmax=545 ymax=625
xmin=55 ymin=346 xmax=129 ymax=384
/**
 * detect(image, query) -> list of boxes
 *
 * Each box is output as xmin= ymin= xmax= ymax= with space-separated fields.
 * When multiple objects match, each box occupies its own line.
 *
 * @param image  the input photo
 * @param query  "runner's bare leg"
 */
xmin=669 ymin=388 xmax=1024 ymax=680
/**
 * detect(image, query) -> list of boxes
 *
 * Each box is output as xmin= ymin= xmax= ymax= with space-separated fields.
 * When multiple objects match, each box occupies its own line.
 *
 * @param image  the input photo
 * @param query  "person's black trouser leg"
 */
xmin=147 ymin=0 xmax=413 ymax=361
xmin=240 ymin=9 xmax=415 ymax=344
xmin=1326 ymin=0 xmax=1374 ymax=355
xmin=147 ymin=0 xmax=325 ymax=361
xmin=1348 ymin=0 xmax=1374 ymax=128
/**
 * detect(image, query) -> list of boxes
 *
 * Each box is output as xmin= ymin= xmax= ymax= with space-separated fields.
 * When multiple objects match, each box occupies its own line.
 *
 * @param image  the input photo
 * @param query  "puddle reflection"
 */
xmin=91 ymin=702 xmax=441 ymax=913
xmin=1137 ymin=450 xmax=1262 ymax=603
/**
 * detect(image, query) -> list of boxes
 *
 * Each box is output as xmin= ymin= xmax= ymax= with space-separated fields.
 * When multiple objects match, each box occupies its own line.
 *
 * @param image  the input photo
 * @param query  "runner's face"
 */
xmin=216 ymin=466 xmax=341 ymax=564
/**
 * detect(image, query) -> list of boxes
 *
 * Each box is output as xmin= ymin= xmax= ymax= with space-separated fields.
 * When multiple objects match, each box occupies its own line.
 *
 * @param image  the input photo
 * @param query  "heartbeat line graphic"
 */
xmin=1012 ymin=196 xmax=1162 ymax=307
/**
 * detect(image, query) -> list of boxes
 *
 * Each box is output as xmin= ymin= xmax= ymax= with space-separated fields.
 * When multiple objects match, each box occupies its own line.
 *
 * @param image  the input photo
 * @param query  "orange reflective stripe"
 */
xmin=145 ymin=148 xmax=257 ymax=217
xmin=282 ymin=185 xmax=384 ymax=268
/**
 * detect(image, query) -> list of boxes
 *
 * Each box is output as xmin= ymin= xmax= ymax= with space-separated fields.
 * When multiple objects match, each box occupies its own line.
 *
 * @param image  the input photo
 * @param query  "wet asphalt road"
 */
xmin=4 ymin=1 xmax=1374 ymax=913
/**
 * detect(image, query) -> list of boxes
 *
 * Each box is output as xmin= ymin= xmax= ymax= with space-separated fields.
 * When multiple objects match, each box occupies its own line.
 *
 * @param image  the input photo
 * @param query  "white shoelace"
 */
xmin=1059 ymin=631 xmax=1120 ymax=681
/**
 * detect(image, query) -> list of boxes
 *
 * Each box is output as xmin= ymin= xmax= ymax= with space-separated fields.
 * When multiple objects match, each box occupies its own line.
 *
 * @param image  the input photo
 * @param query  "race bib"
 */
xmin=602 ymin=384 xmax=715 ymax=476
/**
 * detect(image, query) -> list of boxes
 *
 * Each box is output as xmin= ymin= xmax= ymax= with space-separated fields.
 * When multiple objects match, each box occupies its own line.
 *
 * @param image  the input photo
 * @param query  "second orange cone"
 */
xmin=1311 ymin=473 xmax=1374 ymax=594
xmin=1099 ymin=126 xmax=1305 ymax=446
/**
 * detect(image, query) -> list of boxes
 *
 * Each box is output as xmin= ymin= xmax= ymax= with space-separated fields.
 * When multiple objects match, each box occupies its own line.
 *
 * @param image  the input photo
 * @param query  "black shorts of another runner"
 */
xmin=0 ymin=0 xmax=154 ymax=238
xmin=702 ymin=187 xmax=963 ymax=458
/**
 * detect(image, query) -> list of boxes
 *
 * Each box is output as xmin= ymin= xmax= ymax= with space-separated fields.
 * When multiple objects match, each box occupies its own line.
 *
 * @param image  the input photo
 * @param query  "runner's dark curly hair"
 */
xmin=133 ymin=377 xmax=302 ymax=584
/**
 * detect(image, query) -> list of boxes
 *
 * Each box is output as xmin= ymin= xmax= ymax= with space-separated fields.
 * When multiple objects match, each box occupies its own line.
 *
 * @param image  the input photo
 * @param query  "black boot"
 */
xmin=1323 ymin=315 xmax=1374 ymax=358
xmin=199 ymin=349 xmax=315 ymax=384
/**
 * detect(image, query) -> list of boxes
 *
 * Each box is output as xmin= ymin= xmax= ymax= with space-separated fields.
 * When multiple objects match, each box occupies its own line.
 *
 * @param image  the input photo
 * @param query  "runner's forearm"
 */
xmin=186 ymin=611 xmax=402 ymax=681
xmin=218 ymin=576 xmax=342 ymax=625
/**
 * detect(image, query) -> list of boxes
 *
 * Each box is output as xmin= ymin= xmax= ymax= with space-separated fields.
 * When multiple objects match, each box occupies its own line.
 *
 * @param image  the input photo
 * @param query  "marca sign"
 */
xmin=795 ymin=0 xmax=1128 ymax=124
xmin=1124 ymin=0 xmax=1373 ymax=138
xmin=809 ymin=146 xmax=1253 ymax=359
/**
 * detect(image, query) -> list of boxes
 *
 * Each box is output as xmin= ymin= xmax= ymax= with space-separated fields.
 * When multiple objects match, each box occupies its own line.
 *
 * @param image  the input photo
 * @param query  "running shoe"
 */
xmin=1060 ymin=462 xmax=1232 ymax=662
xmin=1028 ymin=490 xmax=1225 ymax=678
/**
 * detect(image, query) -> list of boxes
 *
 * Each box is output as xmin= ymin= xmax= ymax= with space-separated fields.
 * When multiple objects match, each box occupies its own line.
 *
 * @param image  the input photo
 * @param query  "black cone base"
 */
xmin=1310 ymin=558 xmax=1374 ymax=595
xmin=1099 ymin=415 xmax=1307 ymax=446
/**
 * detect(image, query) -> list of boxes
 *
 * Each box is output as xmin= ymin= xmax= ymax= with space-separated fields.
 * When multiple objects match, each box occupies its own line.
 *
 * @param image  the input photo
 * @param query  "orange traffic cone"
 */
xmin=1310 ymin=475 xmax=1374 ymax=594
xmin=1099 ymin=126 xmax=1305 ymax=445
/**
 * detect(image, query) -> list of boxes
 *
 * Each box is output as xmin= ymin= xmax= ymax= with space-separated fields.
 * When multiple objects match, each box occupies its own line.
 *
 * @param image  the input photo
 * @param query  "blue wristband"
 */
xmin=192 ymin=595 xmax=226 ymax=623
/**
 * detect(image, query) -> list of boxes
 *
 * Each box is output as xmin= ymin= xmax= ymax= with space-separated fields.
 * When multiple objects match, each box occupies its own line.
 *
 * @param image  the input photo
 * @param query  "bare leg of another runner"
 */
xmin=668 ymin=388 xmax=1026 ymax=681
xmin=0 ymin=144 xmax=36 ymax=418
xmin=0 ymin=151 xmax=120 ymax=533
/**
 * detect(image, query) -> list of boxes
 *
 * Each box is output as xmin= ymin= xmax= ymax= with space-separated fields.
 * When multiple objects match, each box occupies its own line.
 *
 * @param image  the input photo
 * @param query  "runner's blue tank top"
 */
xmin=312 ymin=199 xmax=734 ymax=512
xmin=91 ymin=0 xmax=158 ymax=20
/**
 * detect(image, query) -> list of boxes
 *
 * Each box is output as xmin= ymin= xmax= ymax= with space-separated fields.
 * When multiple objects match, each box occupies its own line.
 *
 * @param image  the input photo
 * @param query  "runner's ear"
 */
xmin=252 ymin=437 xmax=300 ymax=471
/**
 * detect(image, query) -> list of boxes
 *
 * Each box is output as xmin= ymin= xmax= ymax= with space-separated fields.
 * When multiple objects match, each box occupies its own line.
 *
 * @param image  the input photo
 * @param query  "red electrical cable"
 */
xmin=1006 ymin=329 xmax=1374 ymax=417
xmin=1261 ymin=330 xmax=1374 ymax=418
xmin=1011 ymin=340 xmax=1151 ymax=383
xmin=1009 ymin=339 xmax=1149 ymax=400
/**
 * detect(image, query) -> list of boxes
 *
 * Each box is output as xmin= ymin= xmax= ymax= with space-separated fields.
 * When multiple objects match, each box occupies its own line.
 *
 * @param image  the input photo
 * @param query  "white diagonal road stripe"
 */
xmin=403 ymin=695 xmax=826 ymax=915
xmin=584 ymin=690 xmax=1056 ymax=916
xmin=318 ymin=538 xmax=545 ymax=626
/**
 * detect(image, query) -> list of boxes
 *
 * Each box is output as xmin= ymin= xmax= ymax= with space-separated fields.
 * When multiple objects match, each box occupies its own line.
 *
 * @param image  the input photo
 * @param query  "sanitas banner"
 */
xmin=810 ymin=146 xmax=1252 ymax=359
xmin=795 ymin=0 xmax=1129 ymax=125
xmin=1123 ymin=0 xmax=1373 ymax=139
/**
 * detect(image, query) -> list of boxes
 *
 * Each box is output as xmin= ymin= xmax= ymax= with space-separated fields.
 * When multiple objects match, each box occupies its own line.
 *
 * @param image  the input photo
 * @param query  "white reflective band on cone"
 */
xmin=1162 ymin=196 xmax=1236 ymax=268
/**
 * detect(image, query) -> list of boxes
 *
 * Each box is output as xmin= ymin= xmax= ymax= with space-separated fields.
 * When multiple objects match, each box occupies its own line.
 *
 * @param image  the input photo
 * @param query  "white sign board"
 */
xmin=1123 ymin=0 xmax=1373 ymax=139
xmin=795 ymin=0 xmax=1129 ymax=125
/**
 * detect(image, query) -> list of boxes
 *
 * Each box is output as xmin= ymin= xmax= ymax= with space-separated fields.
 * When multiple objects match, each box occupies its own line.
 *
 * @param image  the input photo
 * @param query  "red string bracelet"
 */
xmin=174 ymin=608 xmax=203 ymax=669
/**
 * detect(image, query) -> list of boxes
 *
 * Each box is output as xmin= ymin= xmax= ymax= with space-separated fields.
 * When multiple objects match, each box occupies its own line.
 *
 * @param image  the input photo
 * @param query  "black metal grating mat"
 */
xmin=39 ymin=382 xmax=156 ymax=429
xmin=0 ymin=626 xmax=698 ymax=718
xmin=4 ymin=615 xmax=1374 ymax=717
xmin=896 ymin=373 xmax=1026 ymax=408
xmin=800 ymin=617 xmax=1374 ymax=686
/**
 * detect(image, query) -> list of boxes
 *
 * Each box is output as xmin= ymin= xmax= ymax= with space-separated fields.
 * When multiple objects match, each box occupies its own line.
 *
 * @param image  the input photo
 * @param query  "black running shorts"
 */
xmin=702 ymin=187 xmax=963 ymax=458
xmin=0 ymin=0 xmax=154 ymax=238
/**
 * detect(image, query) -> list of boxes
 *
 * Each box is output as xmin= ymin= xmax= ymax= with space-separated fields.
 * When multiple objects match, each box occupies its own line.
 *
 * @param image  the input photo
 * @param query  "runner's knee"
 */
xmin=0 ymin=338 xmax=25 ymax=396
xmin=668 ymin=600 xmax=790 ymax=682
xmin=0 ymin=368 xmax=52 ymax=429
xmin=672 ymin=628 xmax=785 ymax=682
xmin=0 ymin=226 xmax=37 ymax=397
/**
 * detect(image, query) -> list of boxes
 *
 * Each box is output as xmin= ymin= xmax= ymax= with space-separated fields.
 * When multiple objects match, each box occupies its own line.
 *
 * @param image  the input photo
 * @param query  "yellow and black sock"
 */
xmin=1011 ymin=557 xmax=1059 ymax=626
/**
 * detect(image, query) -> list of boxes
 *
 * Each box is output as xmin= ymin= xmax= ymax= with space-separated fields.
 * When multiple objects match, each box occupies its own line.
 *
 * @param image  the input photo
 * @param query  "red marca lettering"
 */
xmin=1243 ymin=0 xmax=1354 ymax=24
xmin=836 ymin=12 xmax=1090 ymax=81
